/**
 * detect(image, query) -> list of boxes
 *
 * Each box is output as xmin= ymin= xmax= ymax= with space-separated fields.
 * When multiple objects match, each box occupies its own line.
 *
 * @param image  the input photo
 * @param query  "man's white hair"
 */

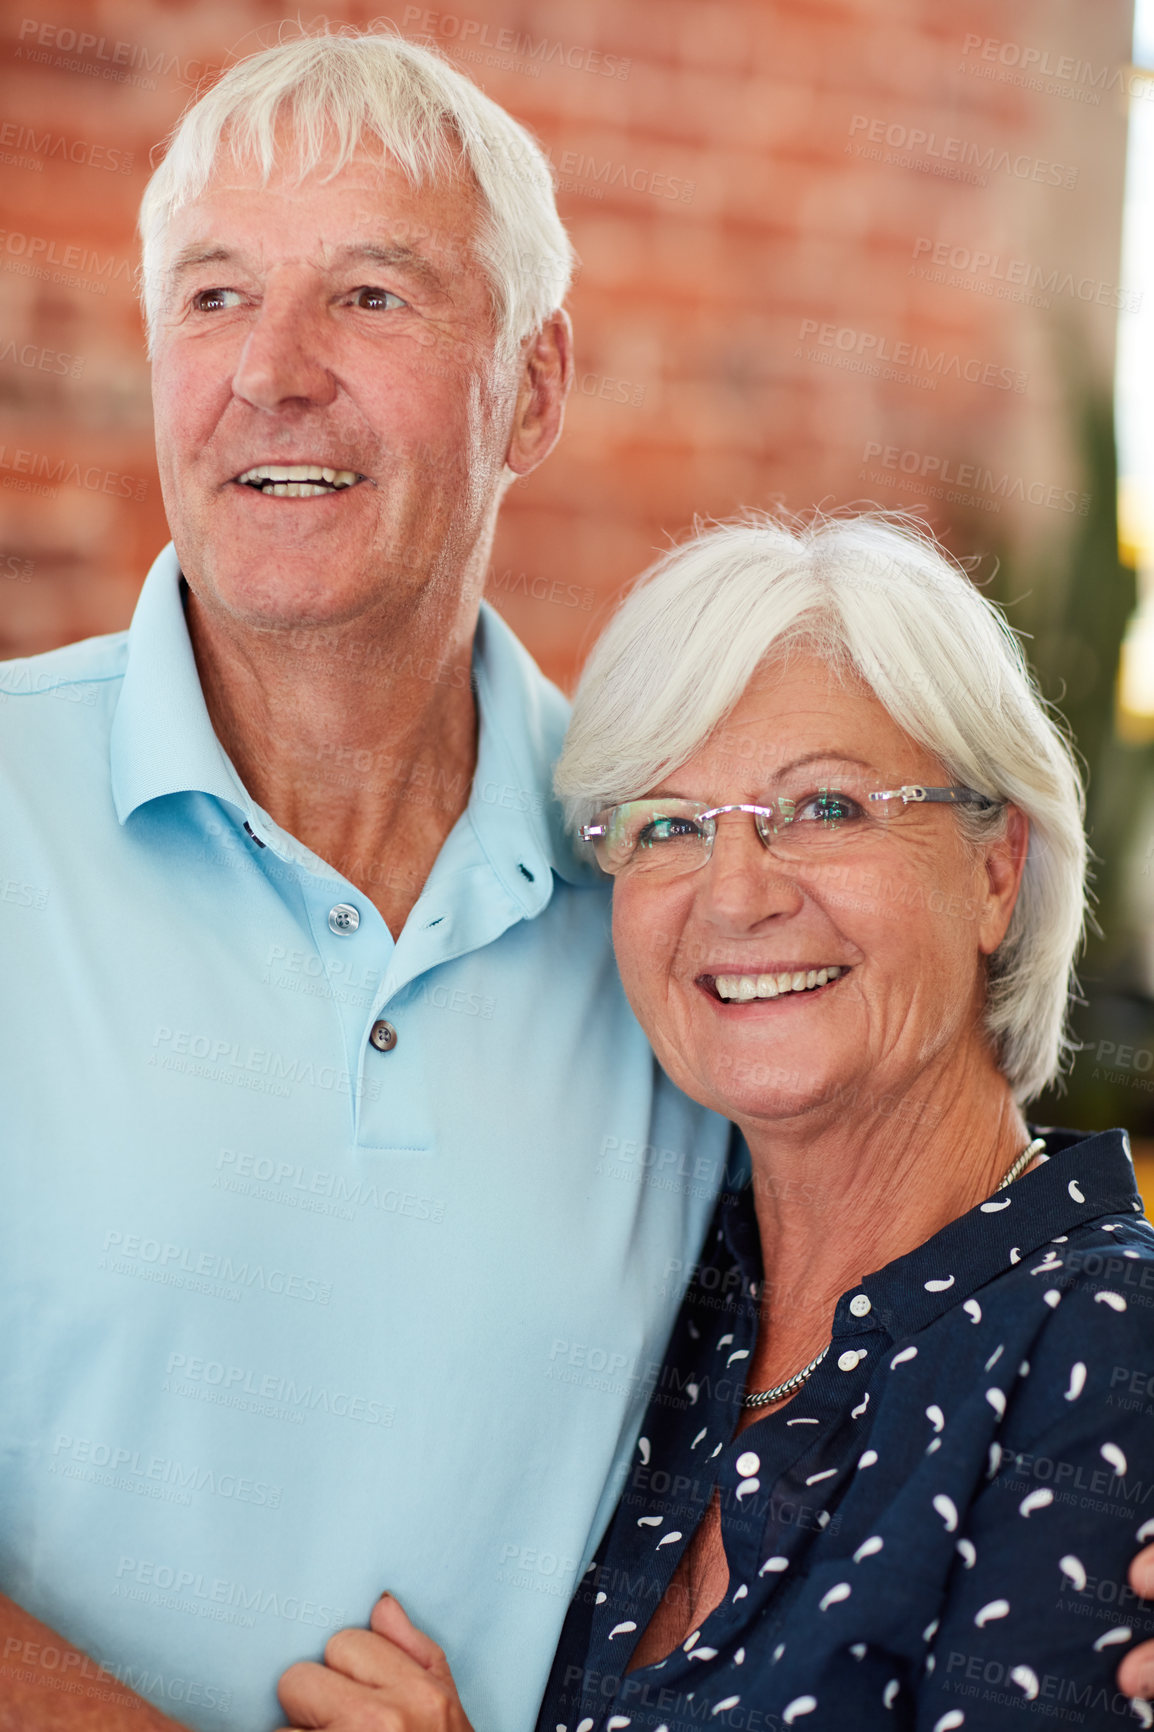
xmin=138 ymin=28 xmax=575 ymax=359
xmin=556 ymin=511 xmax=1088 ymax=1104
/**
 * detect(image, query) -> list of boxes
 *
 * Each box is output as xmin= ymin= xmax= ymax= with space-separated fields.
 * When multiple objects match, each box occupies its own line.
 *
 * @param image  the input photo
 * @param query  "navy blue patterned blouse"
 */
xmin=538 ymin=1128 xmax=1154 ymax=1731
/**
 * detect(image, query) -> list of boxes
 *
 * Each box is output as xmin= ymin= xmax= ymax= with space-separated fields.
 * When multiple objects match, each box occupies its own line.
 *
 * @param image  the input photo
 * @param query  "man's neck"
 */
xmin=186 ymin=584 xmax=482 ymax=936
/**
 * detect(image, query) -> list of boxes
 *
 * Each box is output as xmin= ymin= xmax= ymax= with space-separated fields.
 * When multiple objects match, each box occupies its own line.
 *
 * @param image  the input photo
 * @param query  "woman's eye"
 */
xmin=794 ymin=791 xmax=865 ymax=825
xmin=191 ymin=288 xmax=243 ymax=312
xmin=638 ymin=815 xmax=704 ymax=846
xmin=351 ymin=287 xmax=407 ymax=311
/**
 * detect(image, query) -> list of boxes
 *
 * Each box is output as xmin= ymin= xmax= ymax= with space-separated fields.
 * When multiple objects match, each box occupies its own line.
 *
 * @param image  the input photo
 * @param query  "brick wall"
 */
xmin=0 ymin=0 xmax=1136 ymax=688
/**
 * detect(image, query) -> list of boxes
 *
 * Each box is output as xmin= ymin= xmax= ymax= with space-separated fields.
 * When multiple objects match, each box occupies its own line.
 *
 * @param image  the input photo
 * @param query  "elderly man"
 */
xmin=0 ymin=31 xmax=730 ymax=1732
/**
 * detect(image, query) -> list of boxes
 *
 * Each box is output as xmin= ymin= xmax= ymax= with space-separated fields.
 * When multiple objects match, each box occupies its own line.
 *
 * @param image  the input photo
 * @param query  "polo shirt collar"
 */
xmin=110 ymin=544 xmax=251 ymax=824
xmin=109 ymin=544 xmax=599 ymax=903
xmin=465 ymin=599 xmax=599 ymax=911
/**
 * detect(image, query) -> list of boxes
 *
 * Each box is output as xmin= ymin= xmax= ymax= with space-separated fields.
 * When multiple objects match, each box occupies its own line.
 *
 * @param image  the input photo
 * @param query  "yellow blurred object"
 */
xmin=1116 ymin=608 xmax=1154 ymax=743
xmin=1116 ymin=493 xmax=1154 ymax=741
xmin=1132 ymin=1141 xmax=1154 ymax=1213
xmin=1117 ymin=479 xmax=1151 ymax=572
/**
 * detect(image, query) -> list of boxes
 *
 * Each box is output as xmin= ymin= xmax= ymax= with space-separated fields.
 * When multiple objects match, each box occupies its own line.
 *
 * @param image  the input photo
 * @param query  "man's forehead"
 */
xmin=164 ymin=141 xmax=479 ymax=265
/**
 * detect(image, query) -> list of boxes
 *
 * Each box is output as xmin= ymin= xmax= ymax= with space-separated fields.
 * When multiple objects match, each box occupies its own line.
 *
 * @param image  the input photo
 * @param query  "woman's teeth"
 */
xmin=713 ymin=966 xmax=846 ymax=1002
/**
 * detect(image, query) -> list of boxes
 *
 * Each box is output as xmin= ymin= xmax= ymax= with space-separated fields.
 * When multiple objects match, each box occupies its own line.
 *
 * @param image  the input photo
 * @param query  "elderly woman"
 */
xmin=526 ymin=510 xmax=1154 ymax=1727
xmin=278 ymin=513 xmax=1154 ymax=1729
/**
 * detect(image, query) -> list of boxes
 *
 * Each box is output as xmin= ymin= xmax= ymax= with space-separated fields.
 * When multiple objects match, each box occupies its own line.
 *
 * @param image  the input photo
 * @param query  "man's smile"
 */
xmin=232 ymin=462 xmax=368 ymax=497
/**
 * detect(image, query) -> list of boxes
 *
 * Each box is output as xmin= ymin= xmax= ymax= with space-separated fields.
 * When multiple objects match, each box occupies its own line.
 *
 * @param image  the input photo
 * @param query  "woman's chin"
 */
xmin=676 ymin=1063 xmax=856 ymax=1129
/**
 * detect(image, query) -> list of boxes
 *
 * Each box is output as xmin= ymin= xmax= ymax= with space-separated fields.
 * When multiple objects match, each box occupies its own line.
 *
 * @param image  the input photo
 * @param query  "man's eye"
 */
xmin=191 ymin=288 xmax=243 ymax=312
xmin=351 ymin=287 xmax=406 ymax=311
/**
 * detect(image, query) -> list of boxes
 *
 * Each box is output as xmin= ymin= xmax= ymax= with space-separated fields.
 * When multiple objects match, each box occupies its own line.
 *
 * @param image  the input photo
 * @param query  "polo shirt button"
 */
xmin=837 ymin=1349 xmax=862 ymax=1372
xmin=328 ymin=903 xmax=360 ymax=935
xmin=849 ymin=1293 xmax=872 ymax=1318
xmin=369 ymin=1020 xmax=397 ymax=1053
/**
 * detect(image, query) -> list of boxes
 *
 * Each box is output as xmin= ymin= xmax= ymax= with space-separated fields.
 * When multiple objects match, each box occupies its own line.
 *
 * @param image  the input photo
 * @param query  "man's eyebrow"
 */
xmin=330 ymin=242 xmax=451 ymax=291
xmin=165 ymin=240 xmax=451 ymax=293
xmin=167 ymin=244 xmax=234 ymax=282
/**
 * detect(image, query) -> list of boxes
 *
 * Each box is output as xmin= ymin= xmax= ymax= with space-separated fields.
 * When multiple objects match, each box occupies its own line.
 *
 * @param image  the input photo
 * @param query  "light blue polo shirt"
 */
xmin=0 ymin=545 xmax=732 ymax=1732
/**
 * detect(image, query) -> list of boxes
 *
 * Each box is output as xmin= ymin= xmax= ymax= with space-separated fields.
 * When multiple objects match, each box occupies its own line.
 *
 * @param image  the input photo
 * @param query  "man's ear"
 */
xmin=504 ymin=309 xmax=573 ymax=478
xmin=977 ymin=803 xmax=1029 ymax=955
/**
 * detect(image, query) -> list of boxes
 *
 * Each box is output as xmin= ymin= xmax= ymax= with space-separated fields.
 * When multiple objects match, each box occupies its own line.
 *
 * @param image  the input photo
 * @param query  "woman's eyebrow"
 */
xmin=770 ymin=750 xmax=875 ymax=777
xmin=704 ymin=749 xmax=877 ymax=782
xmin=648 ymin=754 xmax=878 ymax=800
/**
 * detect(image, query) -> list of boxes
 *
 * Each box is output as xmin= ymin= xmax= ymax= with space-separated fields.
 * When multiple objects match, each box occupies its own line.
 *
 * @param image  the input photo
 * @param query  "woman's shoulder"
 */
xmin=868 ymin=1132 xmax=1154 ymax=1444
xmin=928 ymin=1127 xmax=1151 ymax=1327
xmin=1018 ymin=1202 xmax=1154 ymax=1342
xmin=954 ymin=1196 xmax=1154 ymax=1458
xmin=979 ymin=1187 xmax=1154 ymax=1334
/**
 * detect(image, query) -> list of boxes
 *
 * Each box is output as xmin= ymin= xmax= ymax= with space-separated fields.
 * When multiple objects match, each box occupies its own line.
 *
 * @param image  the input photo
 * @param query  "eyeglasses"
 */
xmin=580 ymin=781 xmax=1000 ymax=878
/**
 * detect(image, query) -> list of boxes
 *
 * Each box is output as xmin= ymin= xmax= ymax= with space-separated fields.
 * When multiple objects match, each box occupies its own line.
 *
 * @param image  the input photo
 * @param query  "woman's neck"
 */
xmin=737 ymin=1047 xmax=1031 ymax=1399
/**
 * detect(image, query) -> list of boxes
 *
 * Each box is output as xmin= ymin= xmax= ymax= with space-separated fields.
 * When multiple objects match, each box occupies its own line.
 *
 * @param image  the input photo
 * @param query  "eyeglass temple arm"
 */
xmin=870 ymin=784 xmax=1000 ymax=808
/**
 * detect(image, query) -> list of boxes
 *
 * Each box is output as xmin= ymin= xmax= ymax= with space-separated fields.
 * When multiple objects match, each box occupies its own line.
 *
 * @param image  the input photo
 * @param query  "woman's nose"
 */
xmin=696 ymin=812 xmax=804 ymax=926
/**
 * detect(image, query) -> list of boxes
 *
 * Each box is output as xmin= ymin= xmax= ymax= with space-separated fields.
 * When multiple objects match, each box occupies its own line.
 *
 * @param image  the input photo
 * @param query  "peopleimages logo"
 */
xmin=960 ymin=33 xmax=1154 ymax=106
xmin=0 ymin=228 xmax=133 ymax=298
xmin=0 ymin=120 xmax=133 ymax=173
xmin=909 ymin=238 xmax=1140 ymax=315
xmin=798 ymin=318 xmax=1027 ymax=393
xmin=846 ymin=114 xmax=1078 ymax=190
xmin=0 ymin=446 xmax=147 ymax=501
xmin=400 ymin=7 xmax=631 ymax=78
xmin=14 ymin=19 xmax=220 ymax=88
xmin=0 ymin=339 xmax=85 ymax=378
xmin=163 ymin=1351 xmax=394 ymax=1426
xmin=859 ymin=441 xmax=1091 ymax=517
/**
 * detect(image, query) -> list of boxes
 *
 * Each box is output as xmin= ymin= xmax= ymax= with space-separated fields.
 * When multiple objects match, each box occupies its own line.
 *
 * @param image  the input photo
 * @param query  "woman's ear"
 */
xmin=977 ymin=804 xmax=1029 ymax=956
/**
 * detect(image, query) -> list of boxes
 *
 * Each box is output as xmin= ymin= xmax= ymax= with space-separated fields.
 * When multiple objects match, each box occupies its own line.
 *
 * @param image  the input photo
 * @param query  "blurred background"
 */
xmin=1 ymin=0 xmax=1153 ymax=1180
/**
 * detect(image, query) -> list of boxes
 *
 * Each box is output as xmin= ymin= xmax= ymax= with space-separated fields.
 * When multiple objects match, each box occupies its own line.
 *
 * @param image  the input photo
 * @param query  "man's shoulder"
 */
xmin=0 ymin=629 xmax=127 ymax=782
xmin=0 ymin=627 xmax=129 ymax=700
xmin=475 ymin=602 xmax=569 ymax=750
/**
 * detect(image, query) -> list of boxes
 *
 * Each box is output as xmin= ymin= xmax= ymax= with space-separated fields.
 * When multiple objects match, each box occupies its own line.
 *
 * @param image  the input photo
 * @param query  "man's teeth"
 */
xmin=714 ymin=967 xmax=846 ymax=1002
xmin=235 ymin=464 xmax=360 ymax=497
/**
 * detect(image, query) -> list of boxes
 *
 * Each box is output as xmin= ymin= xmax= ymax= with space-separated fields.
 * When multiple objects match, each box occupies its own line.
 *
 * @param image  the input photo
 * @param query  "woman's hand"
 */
xmin=276 ymin=1593 xmax=474 ymax=1732
xmin=1117 ymin=1547 xmax=1154 ymax=1701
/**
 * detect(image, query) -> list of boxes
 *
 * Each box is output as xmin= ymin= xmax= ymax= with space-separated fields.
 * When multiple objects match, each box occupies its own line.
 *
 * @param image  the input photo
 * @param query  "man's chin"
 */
xmin=181 ymin=559 xmax=381 ymax=638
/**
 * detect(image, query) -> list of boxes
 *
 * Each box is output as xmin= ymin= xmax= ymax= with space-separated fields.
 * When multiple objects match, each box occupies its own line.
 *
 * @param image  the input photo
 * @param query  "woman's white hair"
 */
xmin=138 ymin=27 xmax=575 ymax=360
xmin=556 ymin=511 xmax=1088 ymax=1104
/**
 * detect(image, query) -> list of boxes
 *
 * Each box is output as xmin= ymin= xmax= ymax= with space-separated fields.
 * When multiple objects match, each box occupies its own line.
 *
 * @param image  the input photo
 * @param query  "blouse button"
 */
xmin=369 ymin=1020 xmax=398 ymax=1052
xmin=849 ymin=1293 xmax=872 ymax=1317
xmin=837 ymin=1349 xmax=863 ymax=1372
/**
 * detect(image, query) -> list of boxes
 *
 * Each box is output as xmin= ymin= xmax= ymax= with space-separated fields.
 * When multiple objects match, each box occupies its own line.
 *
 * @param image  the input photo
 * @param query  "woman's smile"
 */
xmin=699 ymin=963 xmax=851 ymax=1003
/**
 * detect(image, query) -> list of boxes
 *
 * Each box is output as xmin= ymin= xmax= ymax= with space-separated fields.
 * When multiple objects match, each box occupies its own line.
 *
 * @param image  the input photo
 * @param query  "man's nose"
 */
xmin=232 ymin=300 xmax=338 ymax=412
xmin=698 ymin=814 xmax=804 ymax=927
